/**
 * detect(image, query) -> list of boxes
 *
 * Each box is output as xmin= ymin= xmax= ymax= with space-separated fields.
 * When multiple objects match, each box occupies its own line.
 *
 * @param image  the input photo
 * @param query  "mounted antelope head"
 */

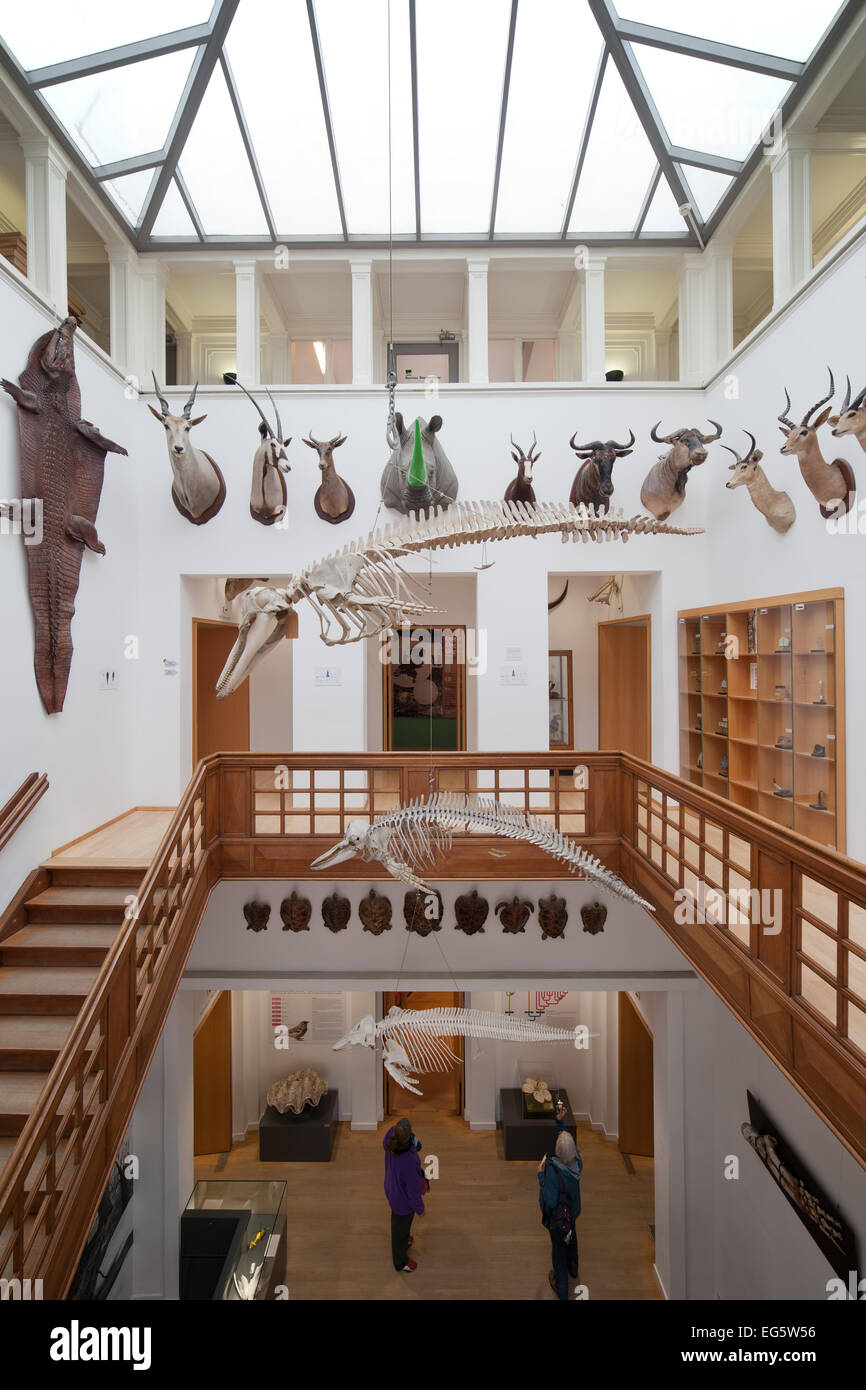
xmin=639 ymin=421 xmax=721 ymax=521
xmin=568 ymin=428 xmax=634 ymax=513
xmin=148 ymin=373 xmax=225 ymax=524
xmin=504 ymin=433 xmax=541 ymax=506
xmin=778 ymin=369 xmax=856 ymax=518
xmin=224 ymin=372 xmax=291 ymax=526
xmin=723 ymin=430 xmax=795 ymax=534
xmin=829 ymin=376 xmax=866 ymax=451
xmin=303 ymin=431 xmax=355 ymax=524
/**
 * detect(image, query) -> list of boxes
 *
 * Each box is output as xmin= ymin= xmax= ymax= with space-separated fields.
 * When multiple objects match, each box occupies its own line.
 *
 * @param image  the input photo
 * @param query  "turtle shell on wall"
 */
xmin=280 ymin=891 xmax=312 ymax=932
xmin=358 ymin=888 xmax=392 ymax=935
xmin=494 ymin=896 xmax=534 ymax=934
xmin=403 ymin=888 xmax=443 ymax=936
xmin=537 ymin=892 xmax=568 ymax=940
xmin=322 ymin=891 xmax=351 ymax=933
xmin=580 ymin=900 xmax=607 ymax=935
xmin=244 ymin=900 xmax=270 ymax=933
xmin=454 ymin=888 xmax=489 ymax=935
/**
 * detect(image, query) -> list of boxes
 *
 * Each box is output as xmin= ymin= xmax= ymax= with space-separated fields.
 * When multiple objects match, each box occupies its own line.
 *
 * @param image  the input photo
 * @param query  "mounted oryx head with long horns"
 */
xmin=829 ymin=375 xmax=866 ymax=452
xmin=569 ymin=428 xmax=635 ymax=514
xmin=639 ymin=420 xmax=722 ymax=521
xmin=147 ymin=373 xmax=225 ymax=524
xmin=504 ymin=433 xmax=540 ymax=506
xmin=223 ymin=372 xmax=291 ymax=525
xmin=303 ymin=430 xmax=355 ymax=523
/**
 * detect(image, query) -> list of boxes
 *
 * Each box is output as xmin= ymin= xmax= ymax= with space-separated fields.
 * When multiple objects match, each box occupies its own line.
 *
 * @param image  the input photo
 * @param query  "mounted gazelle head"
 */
xmin=829 ymin=375 xmax=866 ymax=442
xmin=509 ymin=432 xmax=541 ymax=485
xmin=649 ymin=420 xmax=722 ymax=470
xmin=569 ymin=429 xmax=635 ymax=500
xmin=148 ymin=373 xmax=206 ymax=457
xmin=723 ymin=432 xmax=764 ymax=489
xmin=303 ymin=430 xmax=355 ymax=523
xmin=303 ymin=430 xmax=347 ymax=474
xmin=778 ymin=368 xmax=835 ymax=457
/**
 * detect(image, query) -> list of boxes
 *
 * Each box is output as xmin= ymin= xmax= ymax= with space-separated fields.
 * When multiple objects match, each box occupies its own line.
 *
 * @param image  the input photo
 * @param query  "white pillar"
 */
xmin=579 ymin=251 xmax=607 ymax=385
xmin=108 ymin=245 xmax=138 ymax=379
xmin=654 ymin=328 xmax=672 ymax=382
xmin=349 ymin=257 xmax=373 ymax=384
xmin=512 ymin=336 xmax=523 ymax=383
xmin=138 ymin=260 xmax=168 ymax=384
xmin=174 ymin=329 xmax=192 ymax=385
xmin=556 ymin=329 xmax=576 ymax=382
xmin=266 ymin=330 xmax=289 ymax=384
xmin=769 ymin=130 xmax=814 ymax=308
xmin=707 ymin=235 xmax=734 ymax=367
xmin=21 ymin=136 xmax=69 ymax=313
xmin=466 ymin=257 xmax=489 ymax=384
xmin=677 ymin=255 xmax=708 ymax=385
xmin=233 ymin=258 xmax=261 ymax=384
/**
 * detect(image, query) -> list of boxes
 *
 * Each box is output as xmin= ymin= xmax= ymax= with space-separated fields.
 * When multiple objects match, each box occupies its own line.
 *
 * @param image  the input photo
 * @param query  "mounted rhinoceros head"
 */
xmin=380 ymin=412 xmax=458 ymax=515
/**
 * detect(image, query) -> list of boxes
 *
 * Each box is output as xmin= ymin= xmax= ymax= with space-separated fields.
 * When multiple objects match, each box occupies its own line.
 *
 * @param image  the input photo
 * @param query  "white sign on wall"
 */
xmin=500 ymin=664 xmax=528 ymax=685
xmin=311 ymin=993 xmax=347 ymax=1042
xmin=314 ymin=667 xmax=342 ymax=686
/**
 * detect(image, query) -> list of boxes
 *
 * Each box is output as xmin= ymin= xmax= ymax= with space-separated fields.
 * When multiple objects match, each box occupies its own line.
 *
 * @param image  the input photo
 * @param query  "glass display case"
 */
xmin=548 ymin=651 xmax=573 ymax=748
xmin=181 ymin=1179 xmax=287 ymax=1301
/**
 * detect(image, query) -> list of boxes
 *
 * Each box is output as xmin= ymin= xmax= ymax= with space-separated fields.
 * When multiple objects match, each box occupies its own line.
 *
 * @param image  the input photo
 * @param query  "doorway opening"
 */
xmin=382 ymin=990 xmax=465 ymax=1116
xmin=598 ymin=615 xmax=652 ymax=760
xmin=193 ymin=618 xmax=250 ymax=764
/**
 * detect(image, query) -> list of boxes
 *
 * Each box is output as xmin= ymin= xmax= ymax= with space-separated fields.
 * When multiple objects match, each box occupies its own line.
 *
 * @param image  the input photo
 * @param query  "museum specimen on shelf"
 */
xmin=1 ymin=315 xmax=128 ymax=713
xmin=723 ymin=431 xmax=796 ymax=533
xmin=495 ymin=896 xmax=535 ymax=933
xmin=280 ymin=891 xmax=312 ymax=932
xmin=538 ymin=892 xmax=569 ymax=939
xmin=321 ymin=890 xmax=351 ymax=933
xmin=223 ymin=372 xmax=292 ymax=526
xmin=568 ymin=428 xmax=635 ymax=513
xmin=580 ymin=901 xmax=607 ymax=935
xmin=243 ymin=900 xmax=270 ymax=932
xmin=778 ymin=370 xmax=856 ymax=517
xmin=640 ymin=420 xmax=723 ymax=520
xmin=454 ymin=888 xmax=489 ymax=935
xmin=310 ymin=792 xmax=651 ymax=908
xmin=333 ymin=1005 xmax=595 ymax=1097
xmin=829 ymin=376 xmax=866 ymax=451
xmin=147 ymin=374 xmax=225 ymax=525
xmin=215 ymin=498 xmax=703 ymax=696
xmin=266 ymin=1066 xmax=328 ymax=1115
xmin=303 ymin=431 xmax=355 ymax=523
xmin=358 ymin=887 xmax=392 ymax=934
xmin=403 ymin=887 xmax=444 ymax=935
xmin=380 ymin=413 xmax=458 ymax=515
xmin=504 ymin=433 xmax=540 ymax=506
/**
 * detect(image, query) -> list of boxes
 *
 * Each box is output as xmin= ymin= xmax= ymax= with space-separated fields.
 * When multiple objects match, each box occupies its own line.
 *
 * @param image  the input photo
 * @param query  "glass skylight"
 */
xmin=640 ymin=174 xmax=685 ymax=233
xmin=619 ymin=2 xmax=845 ymax=64
xmin=568 ymin=61 xmax=657 ymax=233
xmin=103 ymin=170 xmax=157 ymax=227
xmin=179 ymin=63 xmax=268 ymax=236
xmin=151 ymin=179 xmax=198 ymax=238
xmin=0 ymin=2 xmax=211 ymax=71
xmin=679 ymin=167 xmax=735 ymax=223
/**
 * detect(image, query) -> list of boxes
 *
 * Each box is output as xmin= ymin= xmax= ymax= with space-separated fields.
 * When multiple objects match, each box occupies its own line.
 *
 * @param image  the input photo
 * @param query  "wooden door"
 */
xmin=618 ymin=993 xmax=653 ymax=1157
xmin=193 ymin=991 xmax=233 ymax=1156
xmin=383 ymin=626 xmax=466 ymax=751
xmin=193 ymin=619 xmax=250 ymax=765
xmin=598 ymin=616 xmax=651 ymax=759
xmin=383 ymin=991 xmax=464 ymax=1116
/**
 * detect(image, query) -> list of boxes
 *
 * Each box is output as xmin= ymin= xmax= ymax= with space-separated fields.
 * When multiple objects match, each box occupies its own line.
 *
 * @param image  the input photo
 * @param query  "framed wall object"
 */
xmin=383 ymin=625 xmax=466 ymax=751
xmin=393 ymin=341 xmax=459 ymax=383
xmin=548 ymin=650 xmax=574 ymax=749
xmin=677 ymin=589 xmax=845 ymax=851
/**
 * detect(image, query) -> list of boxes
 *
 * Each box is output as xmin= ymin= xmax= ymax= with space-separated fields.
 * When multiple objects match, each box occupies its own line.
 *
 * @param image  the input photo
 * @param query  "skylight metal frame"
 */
xmin=0 ymin=0 xmax=860 ymax=253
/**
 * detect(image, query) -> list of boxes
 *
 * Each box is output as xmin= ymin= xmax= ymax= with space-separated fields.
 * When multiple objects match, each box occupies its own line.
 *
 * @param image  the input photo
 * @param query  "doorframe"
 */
xmin=597 ymin=612 xmax=652 ymax=760
xmin=382 ymin=625 xmax=467 ymax=751
xmin=381 ymin=990 xmax=465 ymax=1115
xmin=192 ymin=617 xmax=244 ymax=767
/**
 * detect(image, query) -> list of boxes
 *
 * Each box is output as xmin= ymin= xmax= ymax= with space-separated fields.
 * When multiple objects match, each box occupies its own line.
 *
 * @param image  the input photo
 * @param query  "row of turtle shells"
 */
xmin=244 ymin=891 xmax=607 ymax=939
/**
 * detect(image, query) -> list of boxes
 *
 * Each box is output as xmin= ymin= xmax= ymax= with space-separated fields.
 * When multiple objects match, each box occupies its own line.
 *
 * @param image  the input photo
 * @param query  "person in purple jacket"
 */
xmin=383 ymin=1117 xmax=427 ymax=1272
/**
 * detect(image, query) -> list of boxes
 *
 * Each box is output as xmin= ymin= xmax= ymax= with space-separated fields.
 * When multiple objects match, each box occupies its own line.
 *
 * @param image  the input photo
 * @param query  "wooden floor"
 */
xmin=195 ymin=1116 xmax=659 ymax=1301
xmin=45 ymin=808 xmax=175 ymax=870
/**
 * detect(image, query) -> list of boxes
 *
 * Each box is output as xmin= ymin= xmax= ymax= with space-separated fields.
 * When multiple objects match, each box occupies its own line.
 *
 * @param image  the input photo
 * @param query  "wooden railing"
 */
xmin=0 ymin=772 xmax=48 ymax=854
xmin=2 ymin=748 xmax=866 ymax=1294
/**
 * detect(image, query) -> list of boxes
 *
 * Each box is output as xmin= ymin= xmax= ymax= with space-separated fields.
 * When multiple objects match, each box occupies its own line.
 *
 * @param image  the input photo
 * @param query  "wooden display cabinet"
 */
xmin=677 ymin=590 xmax=844 ymax=851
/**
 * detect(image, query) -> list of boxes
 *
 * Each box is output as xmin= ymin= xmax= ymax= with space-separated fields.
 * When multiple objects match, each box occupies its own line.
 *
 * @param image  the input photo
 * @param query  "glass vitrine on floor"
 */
xmin=181 ymin=1179 xmax=287 ymax=1301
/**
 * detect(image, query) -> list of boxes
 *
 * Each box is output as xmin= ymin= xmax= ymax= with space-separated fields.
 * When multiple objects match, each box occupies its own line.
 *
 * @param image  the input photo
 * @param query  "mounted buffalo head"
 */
xmin=639 ymin=420 xmax=722 ymax=521
xmin=568 ymin=428 xmax=634 ymax=513
xmin=504 ymin=433 xmax=541 ymax=506
xmin=380 ymin=413 xmax=458 ymax=515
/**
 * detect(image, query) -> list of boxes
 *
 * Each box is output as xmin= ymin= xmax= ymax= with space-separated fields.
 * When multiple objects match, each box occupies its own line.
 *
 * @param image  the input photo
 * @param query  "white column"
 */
xmin=769 ymin=130 xmax=814 ymax=308
xmin=174 ymin=330 xmax=192 ymax=385
xmin=556 ymin=329 xmax=576 ymax=382
xmin=349 ymin=257 xmax=373 ymax=384
xmin=677 ymin=255 xmax=709 ymax=385
xmin=466 ymin=257 xmax=489 ymax=384
xmin=707 ymin=234 xmax=734 ymax=367
xmin=108 ymin=245 xmax=138 ymax=379
xmin=233 ymin=258 xmax=261 ymax=384
xmin=512 ymin=336 xmax=523 ymax=383
xmin=265 ymin=330 xmax=289 ymax=384
xmin=138 ymin=260 xmax=168 ymax=384
xmin=579 ymin=250 xmax=607 ymax=385
xmin=21 ymin=136 xmax=69 ymax=313
xmin=654 ymin=328 xmax=672 ymax=382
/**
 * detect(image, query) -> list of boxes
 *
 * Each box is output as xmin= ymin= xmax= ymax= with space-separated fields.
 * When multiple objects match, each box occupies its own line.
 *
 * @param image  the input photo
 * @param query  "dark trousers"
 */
xmin=391 ymin=1210 xmax=415 ymax=1270
xmin=549 ymin=1223 xmax=579 ymax=1300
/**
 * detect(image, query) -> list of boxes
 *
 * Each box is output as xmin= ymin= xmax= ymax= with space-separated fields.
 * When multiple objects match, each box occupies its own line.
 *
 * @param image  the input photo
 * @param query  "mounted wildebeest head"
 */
xmin=639 ymin=420 xmax=722 ymax=521
xmin=504 ymin=433 xmax=540 ymax=506
xmin=568 ymin=428 xmax=635 ymax=513
xmin=223 ymin=372 xmax=291 ymax=526
xmin=380 ymin=413 xmax=458 ymax=516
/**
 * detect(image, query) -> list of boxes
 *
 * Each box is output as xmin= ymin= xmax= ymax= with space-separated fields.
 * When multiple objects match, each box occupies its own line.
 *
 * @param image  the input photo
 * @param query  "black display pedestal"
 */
xmin=259 ymin=1089 xmax=339 ymax=1162
xmin=500 ymin=1087 xmax=576 ymax=1161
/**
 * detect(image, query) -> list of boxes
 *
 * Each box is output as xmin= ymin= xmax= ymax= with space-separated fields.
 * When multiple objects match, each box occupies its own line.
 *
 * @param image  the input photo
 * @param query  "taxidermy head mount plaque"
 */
xmin=223 ymin=372 xmax=291 ymax=525
xmin=640 ymin=420 xmax=722 ymax=520
xmin=2 ymin=315 xmax=127 ymax=713
xmin=380 ymin=413 xmax=458 ymax=515
xmin=778 ymin=369 xmax=856 ymax=518
xmin=303 ymin=431 xmax=355 ymax=523
xmin=568 ymin=429 xmax=635 ymax=513
xmin=148 ymin=374 xmax=225 ymax=524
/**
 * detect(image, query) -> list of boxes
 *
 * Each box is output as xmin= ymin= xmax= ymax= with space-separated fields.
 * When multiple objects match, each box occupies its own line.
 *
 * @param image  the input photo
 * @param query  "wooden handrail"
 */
xmin=2 ymin=747 xmax=866 ymax=1293
xmin=0 ymin=772 xmax=48 ymax=853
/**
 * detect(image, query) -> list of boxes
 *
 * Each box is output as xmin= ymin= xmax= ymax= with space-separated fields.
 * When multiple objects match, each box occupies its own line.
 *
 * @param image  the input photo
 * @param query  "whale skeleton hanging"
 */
xmin=216 ymin=498 xmax=702 ymax=697
xmin=310 ymin=792 xmax=652 ymax=910
xmin=334 ymin=1005 xmax=598 ymax=1096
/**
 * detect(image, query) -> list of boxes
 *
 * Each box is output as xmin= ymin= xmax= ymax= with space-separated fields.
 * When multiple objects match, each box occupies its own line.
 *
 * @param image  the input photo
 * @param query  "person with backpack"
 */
xmin=537 ymin=1099 xmax=583 ymax=1299
xmin=383 ymin=1117 xmax=428 ymax=1272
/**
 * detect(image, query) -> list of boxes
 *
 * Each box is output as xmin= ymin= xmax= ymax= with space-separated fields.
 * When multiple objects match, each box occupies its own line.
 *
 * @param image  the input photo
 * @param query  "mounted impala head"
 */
xmin=147 ymin=372 xmax=225 ymax=524
xmin=303 ymin=430 xmax=355 ymax=523
xmin=723 ymin=431 xmax=764 ymax=488
xmin=778 ymin=369 xmax=836 ymax=456
xmin=569 ymin=428 xmax=634 ymax=511
xmin=829 ymin=376 xmax=866 ymax=446
xmin=148 ymin=373 xmax=206 ymax=457
xmin=224 ymin=372 xmax=291 ymax=525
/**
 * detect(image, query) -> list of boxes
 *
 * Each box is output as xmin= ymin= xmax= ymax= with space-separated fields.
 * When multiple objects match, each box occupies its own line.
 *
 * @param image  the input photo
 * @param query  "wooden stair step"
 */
xmin=24 ymin=886 xmax=131 ymax=925
xmin=0 ymin=1071 xmax=99 ymax=1136
xmin=0 ymin=966 xmax=98 ymax=1015
xmin=0 ymin=1016 xmax=79 ymax=1068
xmin=0 ymin=924 xmax=119 ymax=966
xmin=43 ymin=865 xmax=144 ymax=889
